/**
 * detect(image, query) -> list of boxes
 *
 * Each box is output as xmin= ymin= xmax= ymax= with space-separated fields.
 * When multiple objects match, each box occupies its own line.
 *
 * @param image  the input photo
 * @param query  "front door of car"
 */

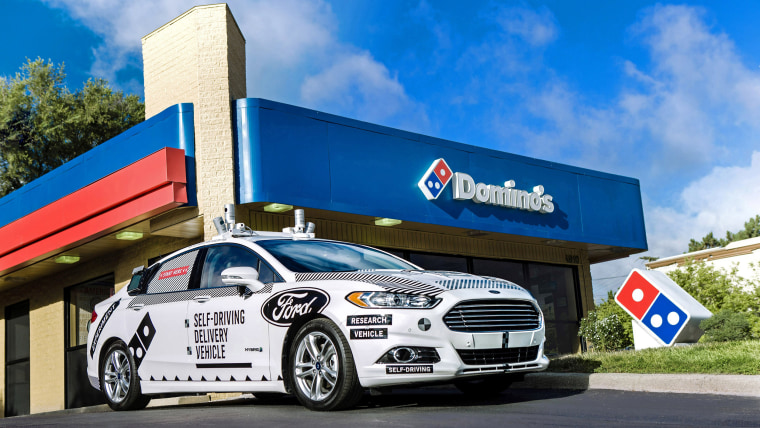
xmin=125 ymin=249 xmax=201 ymax=382
xmin=186 ymin=244 xmax=278 ymax=382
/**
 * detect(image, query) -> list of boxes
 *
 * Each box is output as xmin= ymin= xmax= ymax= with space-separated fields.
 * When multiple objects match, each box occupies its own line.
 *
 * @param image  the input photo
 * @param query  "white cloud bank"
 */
xmin=39 ymin=0 xmax=760 ymax=299
xmin=462 ymin=4 xmax=760 ymax=299
xmin=40 ymin=0 xmax=429 ymax=132
xmin=592 ymin=151 xmax=760 ymax=300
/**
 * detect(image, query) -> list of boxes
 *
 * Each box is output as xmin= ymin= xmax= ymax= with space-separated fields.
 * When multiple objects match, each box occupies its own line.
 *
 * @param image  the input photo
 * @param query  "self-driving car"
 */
xmin=87 ymin=208 xmax=548 ymax=411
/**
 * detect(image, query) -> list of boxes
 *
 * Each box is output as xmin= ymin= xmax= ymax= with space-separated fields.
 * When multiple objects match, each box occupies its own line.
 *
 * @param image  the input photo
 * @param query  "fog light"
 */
xmin=376 ymin=347 xmax=440 ymax=364
xmin=392 ymin=347 xmax=417 ymax=363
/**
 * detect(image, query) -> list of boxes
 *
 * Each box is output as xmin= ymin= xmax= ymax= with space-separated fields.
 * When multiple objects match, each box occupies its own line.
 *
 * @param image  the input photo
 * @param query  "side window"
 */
xmin=145 ymin=250 xmax=199 ymax=294
xmin=200 ymin=245 xmax=261 ymax=289
xmin=256 ymin=261 xmax=282 ymax=284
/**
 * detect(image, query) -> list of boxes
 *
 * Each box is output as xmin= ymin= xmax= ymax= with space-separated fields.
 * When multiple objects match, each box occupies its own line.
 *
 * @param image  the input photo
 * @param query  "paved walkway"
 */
xmin=514 ymin=372 xmax=760 ymax=397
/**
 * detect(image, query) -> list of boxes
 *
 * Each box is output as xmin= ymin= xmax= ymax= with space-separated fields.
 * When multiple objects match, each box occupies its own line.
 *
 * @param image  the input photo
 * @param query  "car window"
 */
xmin=255 ymin=240 xmax=418 ymax=272
xmin=256 ymin=260 xmax=281 ymax=283
xmin=200 ymin=245 xmax=274 ymax=288
xmin=145 ymin=250 xmax=200 ymax=294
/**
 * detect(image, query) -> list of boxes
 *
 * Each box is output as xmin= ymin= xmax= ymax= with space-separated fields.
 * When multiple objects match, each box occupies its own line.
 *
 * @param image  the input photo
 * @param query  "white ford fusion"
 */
xmin=87 ymin=209 xmax=548 ymax=411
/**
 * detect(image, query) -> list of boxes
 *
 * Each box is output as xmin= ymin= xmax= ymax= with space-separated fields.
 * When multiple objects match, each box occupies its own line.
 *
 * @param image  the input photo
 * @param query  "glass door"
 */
xmin=64 ymin=275 xmax=114 ymax=409
xmin=5 ymin=300 xmax=30 ymax=417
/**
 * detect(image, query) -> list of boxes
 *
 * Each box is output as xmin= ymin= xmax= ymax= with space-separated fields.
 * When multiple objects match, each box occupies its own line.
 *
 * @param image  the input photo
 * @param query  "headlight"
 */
xmin=346 ymin=292 xmax=440 ymax=309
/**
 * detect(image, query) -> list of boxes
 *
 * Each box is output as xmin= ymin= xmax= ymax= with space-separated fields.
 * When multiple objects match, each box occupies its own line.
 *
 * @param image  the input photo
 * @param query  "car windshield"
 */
xmin=255 ymin=239 xmax=418 ymax=273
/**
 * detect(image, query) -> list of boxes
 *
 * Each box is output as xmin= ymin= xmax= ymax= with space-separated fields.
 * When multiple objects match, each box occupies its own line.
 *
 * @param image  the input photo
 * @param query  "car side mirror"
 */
xmin=221 ymin=266 xmax=265 ymax=293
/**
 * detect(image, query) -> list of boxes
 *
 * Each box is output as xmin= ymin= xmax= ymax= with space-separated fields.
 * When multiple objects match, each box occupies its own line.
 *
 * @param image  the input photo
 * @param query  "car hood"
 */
xmin=293 ymin=269 xmax=534 ymax=299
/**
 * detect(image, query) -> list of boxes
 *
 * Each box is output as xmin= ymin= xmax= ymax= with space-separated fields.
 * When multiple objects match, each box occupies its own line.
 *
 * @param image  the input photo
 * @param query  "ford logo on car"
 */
xmin=261 ymin=288 xmax=330 ymax=327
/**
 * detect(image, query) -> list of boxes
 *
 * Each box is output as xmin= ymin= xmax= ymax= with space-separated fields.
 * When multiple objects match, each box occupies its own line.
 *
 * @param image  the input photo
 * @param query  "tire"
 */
xmin=454 ymin=375 xmax=513 ymax=397
xmin=99 ymin=341 xmax=151 ymax=411
xmin=289 ymin=319 xmax=363 ymax=410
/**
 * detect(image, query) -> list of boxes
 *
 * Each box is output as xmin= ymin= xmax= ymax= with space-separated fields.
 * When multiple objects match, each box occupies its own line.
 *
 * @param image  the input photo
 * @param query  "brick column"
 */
xmin=142 ymin=4 xmax=246 ymax=239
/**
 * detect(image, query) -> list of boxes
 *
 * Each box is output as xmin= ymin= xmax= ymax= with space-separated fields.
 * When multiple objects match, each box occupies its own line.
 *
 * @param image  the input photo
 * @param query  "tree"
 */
xmin=667 ymin=260 xmax=760 ymax=338
xmin=688 ymin=215 xmax=760 ymax=252
xmin=726 ymin=215 xmax=760 ymax=242
xmin=688 ymin=232 xmax=727 ymax=252
xmin=0 ymin=58 xmax=144 ymax=197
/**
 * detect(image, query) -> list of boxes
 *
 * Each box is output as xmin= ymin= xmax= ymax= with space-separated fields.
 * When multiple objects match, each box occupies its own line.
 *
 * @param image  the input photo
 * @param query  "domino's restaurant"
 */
xmin=0 ymin=4 xmax=647 ymax=417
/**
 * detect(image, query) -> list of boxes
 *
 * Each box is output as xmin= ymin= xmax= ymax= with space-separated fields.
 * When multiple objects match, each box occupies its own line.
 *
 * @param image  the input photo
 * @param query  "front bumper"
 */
xmin=345 ymin=307 xmax=549 ymax=388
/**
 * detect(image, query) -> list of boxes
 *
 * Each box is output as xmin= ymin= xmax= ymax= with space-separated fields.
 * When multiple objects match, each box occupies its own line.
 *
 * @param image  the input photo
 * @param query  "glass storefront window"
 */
xmin=409 ymin=253 xmax=468 ymax=272
xmin=471 ymin=258 xmax=526 ymax=285
xmin=401 ymin=251 xmax=581 ymax=355
xmin=527 ymin=264 xmax=580 ymax=355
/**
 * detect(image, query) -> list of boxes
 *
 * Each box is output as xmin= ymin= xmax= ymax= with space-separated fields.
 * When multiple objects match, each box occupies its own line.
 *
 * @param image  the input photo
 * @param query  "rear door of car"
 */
xmin=125 ymin=249 xmax=202 ymax=382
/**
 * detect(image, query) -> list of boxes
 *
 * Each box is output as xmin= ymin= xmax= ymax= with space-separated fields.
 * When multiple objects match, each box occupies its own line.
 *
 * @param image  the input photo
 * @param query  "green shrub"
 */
xmin=700 ymin=310 xmax=751 ymax=342
xmin=578 ymin=291 xmax=633 ymax=352
xmin=578 ymin=310 xmax=631 ymax=351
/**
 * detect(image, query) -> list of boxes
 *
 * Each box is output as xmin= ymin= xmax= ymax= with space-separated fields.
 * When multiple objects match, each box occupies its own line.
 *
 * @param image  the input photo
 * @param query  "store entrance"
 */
xmin=64 ymin=275 xmax=114 ymax=409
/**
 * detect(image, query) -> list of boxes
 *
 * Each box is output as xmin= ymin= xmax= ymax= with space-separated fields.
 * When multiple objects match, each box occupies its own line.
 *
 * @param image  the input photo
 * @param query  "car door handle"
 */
xmin=131 ymin=303 xmax=145 ymax=311
xmin=193 ymin=295 xmax=211 ymax=303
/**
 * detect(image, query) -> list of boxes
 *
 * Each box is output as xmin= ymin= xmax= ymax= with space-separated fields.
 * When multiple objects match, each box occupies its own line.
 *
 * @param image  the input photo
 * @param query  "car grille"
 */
xmin=443 ymin=299 xmax=541 ymax=332
xmin=457 ymin=345 xmax=539 ymax=365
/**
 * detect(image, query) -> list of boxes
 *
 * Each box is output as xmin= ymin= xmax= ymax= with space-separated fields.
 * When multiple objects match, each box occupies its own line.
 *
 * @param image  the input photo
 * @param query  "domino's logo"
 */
xmin=418 ymin=158 xmax=453 ymax=200
xmin=615 ymin=270 xmax=689 ymax=346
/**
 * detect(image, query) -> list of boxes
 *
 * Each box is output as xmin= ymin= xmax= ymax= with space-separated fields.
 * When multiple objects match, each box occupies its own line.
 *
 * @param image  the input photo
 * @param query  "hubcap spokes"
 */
xmin=294 ymin=332 xmax=339 ymax=402
xmin=104 ymin=349 xmax=130 ymax=403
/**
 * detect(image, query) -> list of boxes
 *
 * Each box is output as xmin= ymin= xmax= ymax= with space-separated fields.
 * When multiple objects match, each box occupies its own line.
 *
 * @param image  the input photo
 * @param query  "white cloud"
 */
xmin=495 ymin=6 xmax=558 ymax=47
xmin=301 ymin=52 xmax=429 ymax=131
xmin=647 ymin=150 xmax=760 ymax=257
xmin=459 ymin=4 xmax=760 ymax=300
xmin=41 ymin=0 xmax=189 ymax=85
xmin=40 ymin=0 xmax=428 ymax=132
xmin=620 ymin=5 xmax=760 ymax=173
xmin=593 ymin=151 xmax=760 ymax=301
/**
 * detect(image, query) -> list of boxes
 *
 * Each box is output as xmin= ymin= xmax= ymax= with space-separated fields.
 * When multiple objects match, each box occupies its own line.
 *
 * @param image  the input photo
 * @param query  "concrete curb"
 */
xmin=513 ymin=373 xmax=760 ymax=397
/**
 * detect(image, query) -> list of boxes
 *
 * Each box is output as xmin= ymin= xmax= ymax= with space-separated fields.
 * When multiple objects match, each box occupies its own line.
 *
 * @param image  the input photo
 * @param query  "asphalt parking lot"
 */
xmin=3 ymin=386 xmax=759 ymax=428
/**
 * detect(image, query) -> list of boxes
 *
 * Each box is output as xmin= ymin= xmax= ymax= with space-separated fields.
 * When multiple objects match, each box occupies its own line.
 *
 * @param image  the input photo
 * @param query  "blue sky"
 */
xmin=3 ymin=0 xmax=760 ymax=300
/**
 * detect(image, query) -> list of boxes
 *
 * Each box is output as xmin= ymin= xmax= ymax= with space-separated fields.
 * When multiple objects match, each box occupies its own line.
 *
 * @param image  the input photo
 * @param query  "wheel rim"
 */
xmin=293 ymin=331 xmax=339 ymax=402
xmin=103 ymin=349 xmax=131 ymax=403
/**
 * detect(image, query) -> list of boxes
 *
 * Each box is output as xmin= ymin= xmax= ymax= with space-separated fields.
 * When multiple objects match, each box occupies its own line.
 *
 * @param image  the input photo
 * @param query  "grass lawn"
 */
xmin=547 ymin=339 xmax=760 ymax=375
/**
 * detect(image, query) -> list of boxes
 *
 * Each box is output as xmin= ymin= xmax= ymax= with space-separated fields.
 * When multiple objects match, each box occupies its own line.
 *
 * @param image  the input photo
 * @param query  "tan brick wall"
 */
xmin=142 ymin=4 xmax=246 ymax=241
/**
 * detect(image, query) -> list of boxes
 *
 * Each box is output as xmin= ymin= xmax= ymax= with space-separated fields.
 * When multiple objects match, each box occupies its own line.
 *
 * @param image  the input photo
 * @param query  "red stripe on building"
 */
xmin=0 ymin=147 xmax=186 ymax=258
xmin=0 ymin=148 xmax=188 ymax=275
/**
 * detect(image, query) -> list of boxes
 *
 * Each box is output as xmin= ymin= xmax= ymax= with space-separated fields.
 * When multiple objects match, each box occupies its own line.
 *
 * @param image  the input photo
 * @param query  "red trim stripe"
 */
xmin=0 ymin=148 xmax=188 ymax=275
xmin=0 ymin=148 xmax=186 ymax=258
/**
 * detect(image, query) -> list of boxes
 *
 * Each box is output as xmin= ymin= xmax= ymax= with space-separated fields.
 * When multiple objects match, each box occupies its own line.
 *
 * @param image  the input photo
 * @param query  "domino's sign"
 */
xmin=615 ymin=269 xmax=712 ymax=347
xmin=418 ymin=158 xmax=555 ymax=213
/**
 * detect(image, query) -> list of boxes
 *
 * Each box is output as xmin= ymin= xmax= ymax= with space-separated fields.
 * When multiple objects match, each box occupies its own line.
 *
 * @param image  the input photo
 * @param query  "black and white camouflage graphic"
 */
xmin=127 ymin=284 xmax=273 ymax=308
xmin=145 ymin=250 xmax=200 ymax=294
xmin=433 ymin=274 xmax=526 ymax=292
xmin=295 ymin=271 xmax=527 ymax=296
xmin=294 ymin=272 xmax=444 ymax=296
